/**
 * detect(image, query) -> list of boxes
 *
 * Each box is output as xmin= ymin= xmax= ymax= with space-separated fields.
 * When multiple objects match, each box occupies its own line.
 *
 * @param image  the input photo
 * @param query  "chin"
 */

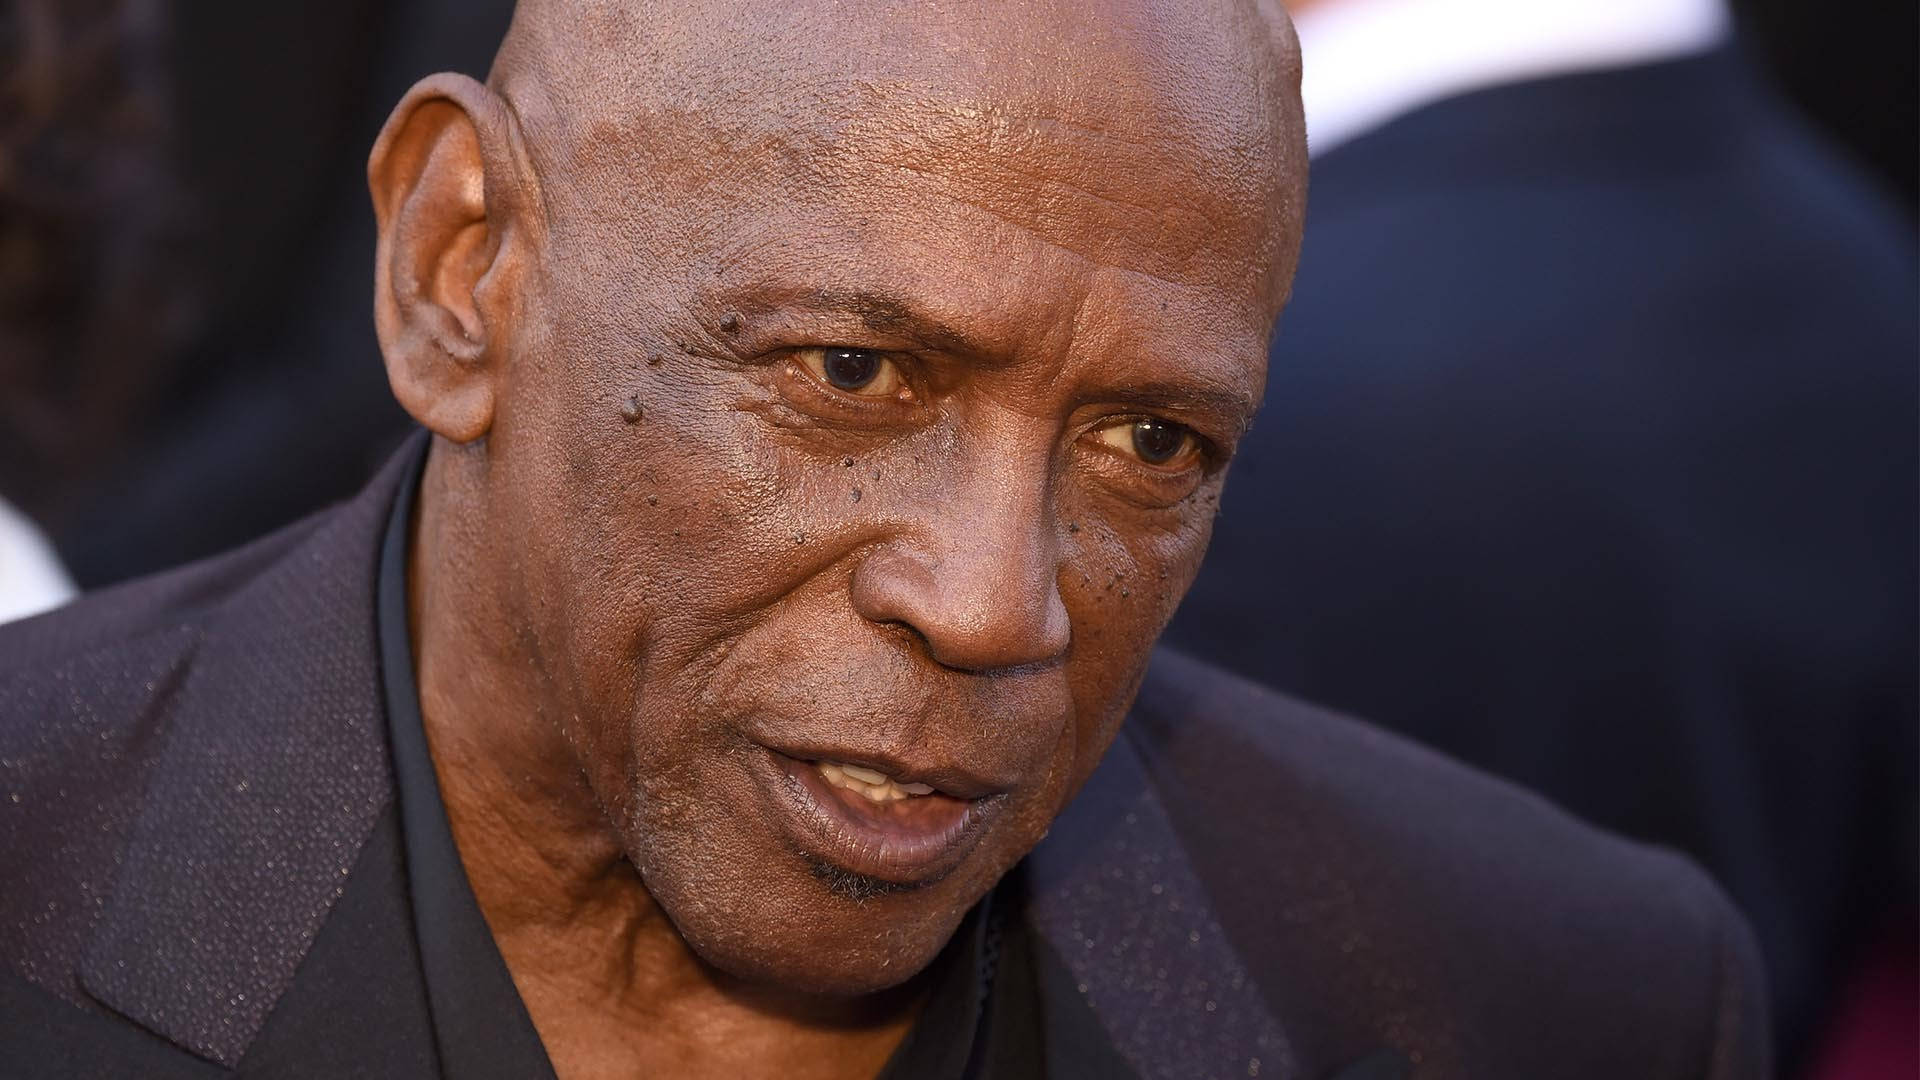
xmin=649 ymin=855 xmax=979 ymax=998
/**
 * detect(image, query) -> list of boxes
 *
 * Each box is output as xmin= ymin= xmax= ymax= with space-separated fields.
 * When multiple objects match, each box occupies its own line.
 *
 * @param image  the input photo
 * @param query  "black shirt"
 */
xmin=375 ymin=451 xmax=1045 ymax=1078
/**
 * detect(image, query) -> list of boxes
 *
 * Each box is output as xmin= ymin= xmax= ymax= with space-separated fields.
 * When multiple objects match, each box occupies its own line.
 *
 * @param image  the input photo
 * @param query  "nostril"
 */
xmin=851 ymin=536 xmax=1070 ymax=674
xmin=875 ymin=617 xmax=935 ymax=657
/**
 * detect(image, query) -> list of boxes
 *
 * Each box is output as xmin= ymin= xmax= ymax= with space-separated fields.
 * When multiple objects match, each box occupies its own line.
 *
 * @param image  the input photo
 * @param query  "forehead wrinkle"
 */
xmin=863 ymin=130 xmax=1263 ymax=295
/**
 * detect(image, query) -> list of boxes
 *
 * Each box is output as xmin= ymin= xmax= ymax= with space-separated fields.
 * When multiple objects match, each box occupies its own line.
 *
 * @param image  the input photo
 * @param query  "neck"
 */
xmin=404 ymin=442 xmax=923 ymax=1079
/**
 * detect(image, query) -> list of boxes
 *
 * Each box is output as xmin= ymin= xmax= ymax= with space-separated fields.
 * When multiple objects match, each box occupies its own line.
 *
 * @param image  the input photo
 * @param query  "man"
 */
xmin=1164 ymin=0 xmax=1916 ymax=1071
xmin=0 ymin=2 xmax=1765 ymax=1077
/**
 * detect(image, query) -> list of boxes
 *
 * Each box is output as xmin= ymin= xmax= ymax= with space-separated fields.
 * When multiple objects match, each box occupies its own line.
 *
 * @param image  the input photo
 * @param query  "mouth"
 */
xmin=756 ymin=746 xmax=1006 ymax=888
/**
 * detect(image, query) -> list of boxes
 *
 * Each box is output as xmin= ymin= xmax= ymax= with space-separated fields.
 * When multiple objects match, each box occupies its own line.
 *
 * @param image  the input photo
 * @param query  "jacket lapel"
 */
xmin=1024 ymin=722 xmax=1299 ymax=1080
xmin=76 ymin=438 xmax=421 ymax=1066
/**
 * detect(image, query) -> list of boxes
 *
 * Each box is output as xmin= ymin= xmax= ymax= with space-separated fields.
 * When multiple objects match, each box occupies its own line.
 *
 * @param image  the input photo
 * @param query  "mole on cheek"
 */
xmin=620 ymin=395 xmax=644 ymax=423
xmin=718 ymin=312 xmax=742 ymax=334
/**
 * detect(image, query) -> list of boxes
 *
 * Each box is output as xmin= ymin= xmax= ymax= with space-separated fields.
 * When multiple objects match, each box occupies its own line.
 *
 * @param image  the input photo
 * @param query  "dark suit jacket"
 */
xmin=1164 ymin=48 xmax=1916 ymax=1073
xmin=1 ymin=445 xmax=1767 ymax=1078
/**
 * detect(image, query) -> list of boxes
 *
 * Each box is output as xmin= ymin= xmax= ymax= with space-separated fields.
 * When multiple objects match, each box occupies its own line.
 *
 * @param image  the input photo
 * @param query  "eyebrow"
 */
xmin=732 ymin=284 xmax=1259 ymax=435
xmin=1095 ymin=382 xmax=1259 ymax=440
xmin=790 ymin=287 xmax=999 ymax=360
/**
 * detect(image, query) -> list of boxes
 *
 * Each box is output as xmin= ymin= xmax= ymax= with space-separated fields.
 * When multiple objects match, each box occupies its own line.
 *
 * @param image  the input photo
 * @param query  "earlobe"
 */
xmin=369 ymin=73 xmax=529 ymax=445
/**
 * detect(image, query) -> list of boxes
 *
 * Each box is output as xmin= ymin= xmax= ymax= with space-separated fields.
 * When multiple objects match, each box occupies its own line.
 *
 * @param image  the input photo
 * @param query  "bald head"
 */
xmin=487 ymin=0 xmax=1306 ymax=307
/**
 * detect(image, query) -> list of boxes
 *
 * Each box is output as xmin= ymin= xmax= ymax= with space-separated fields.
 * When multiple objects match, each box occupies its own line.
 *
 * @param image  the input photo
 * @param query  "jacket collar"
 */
xmin=1026 ymin=662 xmax=1409 ymax=1080
xmin=77 ymin=434 xmax=425 ymax=1065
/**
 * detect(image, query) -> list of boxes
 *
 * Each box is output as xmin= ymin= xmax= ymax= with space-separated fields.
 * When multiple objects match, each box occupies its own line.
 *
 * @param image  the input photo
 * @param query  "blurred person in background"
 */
xmin=1164 ymin=0 xmax=1918 ymax=1074
xmin=0 ymin=0 xmax=181 ymax=620
xmin=0 ymin=0 xmax=515 ymax=589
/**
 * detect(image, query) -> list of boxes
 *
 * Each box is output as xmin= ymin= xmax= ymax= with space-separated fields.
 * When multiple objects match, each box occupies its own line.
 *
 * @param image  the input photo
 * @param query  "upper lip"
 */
xmin=763 ymin=742 xmax=1009 ymax=801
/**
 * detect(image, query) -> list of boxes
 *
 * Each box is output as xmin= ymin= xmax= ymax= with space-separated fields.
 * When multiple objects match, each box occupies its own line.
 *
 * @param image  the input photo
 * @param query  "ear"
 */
xmin=368 ymin=73 xmax=535 ymax=444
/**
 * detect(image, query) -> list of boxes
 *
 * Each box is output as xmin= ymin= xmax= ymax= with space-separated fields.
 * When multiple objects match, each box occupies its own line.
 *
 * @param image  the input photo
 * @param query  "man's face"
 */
xmin=478 ymin=1 xmax=1302 ymax=994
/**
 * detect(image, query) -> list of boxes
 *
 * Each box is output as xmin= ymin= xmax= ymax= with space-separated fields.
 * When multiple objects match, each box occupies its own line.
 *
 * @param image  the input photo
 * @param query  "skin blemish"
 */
xmin=620 ymin=396 xmax=644 ymax=423
xmin=850 ymin=488 xmax=862 ymax=503
xmin=647 ymin=352 xmax=664 ymax=366
xmin=1067 ymin=522 xmax=1080 ymax=534
xmin=842 ymin=457 xmax=855 ymax=468
xmin=719 ymin=312 xmax=742 ymax=333
xmin=646 ymin=495 xmax=659 ymax=506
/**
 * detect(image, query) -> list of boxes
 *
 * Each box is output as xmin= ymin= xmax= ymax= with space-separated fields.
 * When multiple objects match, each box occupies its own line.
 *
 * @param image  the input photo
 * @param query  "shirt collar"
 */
xmin=379 ymin=441 xmax=559 ymax=1080
xmin=1296 ymin=0 xmax=1730 ymax=156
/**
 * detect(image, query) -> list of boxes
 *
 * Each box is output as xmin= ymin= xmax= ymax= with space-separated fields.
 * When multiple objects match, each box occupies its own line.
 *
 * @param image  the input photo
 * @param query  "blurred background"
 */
xmin=1 ymin=0 xmax=1913 ymax=1075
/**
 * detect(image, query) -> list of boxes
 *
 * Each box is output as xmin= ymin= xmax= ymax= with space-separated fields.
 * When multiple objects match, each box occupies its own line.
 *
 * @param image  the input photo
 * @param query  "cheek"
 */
xmin=480 ymin=349 xmax=789 ymax=786
xmin=525 ymin=365 xmax=907 ymax=762
xmin=1052 ymin=485 xmax=1217 ymax=786
xmin=1060 ymin=487 xmax=1215 ymax=652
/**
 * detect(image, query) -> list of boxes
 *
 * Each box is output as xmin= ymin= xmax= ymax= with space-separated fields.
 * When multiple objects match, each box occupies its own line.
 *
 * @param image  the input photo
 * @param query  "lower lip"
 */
xmin=756 ymin=749 xmax=999 ymax=886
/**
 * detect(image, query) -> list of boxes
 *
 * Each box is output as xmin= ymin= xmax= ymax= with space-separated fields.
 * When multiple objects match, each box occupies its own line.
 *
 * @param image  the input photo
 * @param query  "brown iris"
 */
xmin=796 ymin=347 xmax=905 ymax=398
xmin=821 ymin=348 xmax=880 ymax=390
xmin=1129 ymin=418 xmax=1188 ymax=464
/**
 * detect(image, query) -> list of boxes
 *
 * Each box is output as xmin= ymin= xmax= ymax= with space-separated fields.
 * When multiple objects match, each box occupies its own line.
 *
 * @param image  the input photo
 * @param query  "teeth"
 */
xmin=815 ymin=760 xmax=937 ymax=803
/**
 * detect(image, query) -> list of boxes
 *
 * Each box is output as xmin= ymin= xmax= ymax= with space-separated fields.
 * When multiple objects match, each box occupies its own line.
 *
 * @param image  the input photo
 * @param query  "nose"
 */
xmin=849 ymin=479 xmax=1071 ymax=675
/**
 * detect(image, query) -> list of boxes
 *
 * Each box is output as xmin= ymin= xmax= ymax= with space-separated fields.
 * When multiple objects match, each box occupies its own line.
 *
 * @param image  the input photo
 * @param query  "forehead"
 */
xmin=516 ymin=0 xmax=1302 ymax=294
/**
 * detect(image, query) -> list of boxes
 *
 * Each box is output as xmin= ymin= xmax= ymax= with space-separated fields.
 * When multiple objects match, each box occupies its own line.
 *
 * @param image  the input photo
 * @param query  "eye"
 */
xmin=1095 ymin=417 xmax=1199 ymax=468
xmin=796 ymin=347 xmax=906 ymax=398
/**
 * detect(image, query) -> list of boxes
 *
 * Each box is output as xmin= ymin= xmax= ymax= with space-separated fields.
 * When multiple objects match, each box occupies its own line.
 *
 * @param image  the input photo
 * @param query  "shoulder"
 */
xmin=0 ymin=512 xmax=319 ymax=844
xmin=0 ymin=514 xmax=329 ymax=823
xmin=0 ymin=510 xmax=325 ymax=680
xmin=0 ymin=517 xmax=323 ymax=948
xmin=0 ymin=470 xmax=393 ymax=990
xmin=1128 ymin=650 xmax=1770 ymax=1076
